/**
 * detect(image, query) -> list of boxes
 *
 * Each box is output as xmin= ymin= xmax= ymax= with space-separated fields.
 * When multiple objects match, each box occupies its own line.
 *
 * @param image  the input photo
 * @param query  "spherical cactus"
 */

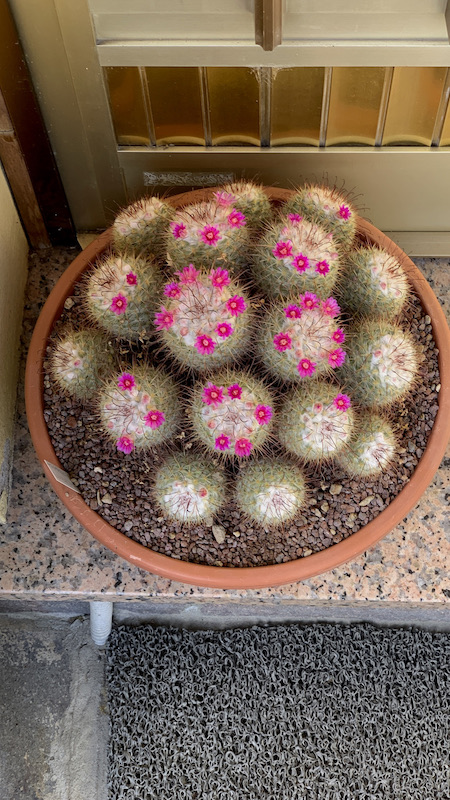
xmin=112 ymin=196 xmax=175 ymax=257
xmin=337 ymin=413 xmax=397 ymax=478
xmin=153 ymin=452 xmax=226 ymax=524
xmin=215 ymin=181 xmax=272 ymax=230
xmin=190 ymin=369 xmax=275 ymax=459
xmin=341 ymin=246 xmax=410 ymax=319
xmin=278 ymin=382 xmax=355 ymax=463
xmin=283 ymin=184 xmax=357 ymax=249
xmin=234 ymin=458 xmax=307 ymax=527
xmin=153 ymin=264 xmax=253 ymax=372
xmin=258 ymin=293 xmax=346 ymax=383
xmin=49 ymin=328 xmax=114 ymax=402
xmin=343 ymin=320 xmax=420 ymax=408
xmin=166 ymin=197 xmax=250 ymax=272
xmin=85 ymin=253 xmax=162 ymax=341
xmin=99 ymin=365 xmax=180 ymax=453
xmin=252 ymin=214 xmax=342 ymax=299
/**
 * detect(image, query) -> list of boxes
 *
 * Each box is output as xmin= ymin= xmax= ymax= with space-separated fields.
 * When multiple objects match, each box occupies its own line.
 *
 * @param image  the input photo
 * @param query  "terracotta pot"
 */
xmin=25 ymin=188 xmax=450 ymax=589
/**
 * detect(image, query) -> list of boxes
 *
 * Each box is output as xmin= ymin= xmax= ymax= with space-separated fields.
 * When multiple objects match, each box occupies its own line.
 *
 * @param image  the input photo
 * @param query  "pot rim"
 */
xmin=25 ymin=187 xmax=450 ymax=589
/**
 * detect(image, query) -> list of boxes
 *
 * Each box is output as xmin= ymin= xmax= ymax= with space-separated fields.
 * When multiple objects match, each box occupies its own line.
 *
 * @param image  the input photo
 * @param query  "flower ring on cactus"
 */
xmin=283 ymin=183 xmax=357 ymax=249
xmin=49 ymin=328 xmax=114 ymax=402
xmin=341 ymin=245 xmax=410 ymax=319
xmin=337 ymin=413 xmax=397 ymax=477
xmin=112 ymin=195 xmax=175 ymax=257
xmin=218 ymin=180 xmax=272 ymax=229
xmin=84 ymin=253 xmax=163 ymax=341
xmin=234 ymin=458 xmax=307 ymax=527
xmin=190 ymin=370 xmax=275 ymax=458
xmin=153 ymin=453 xmax=226 ymax=524
xmin=153 ymin=266 xmax=253 ymax=372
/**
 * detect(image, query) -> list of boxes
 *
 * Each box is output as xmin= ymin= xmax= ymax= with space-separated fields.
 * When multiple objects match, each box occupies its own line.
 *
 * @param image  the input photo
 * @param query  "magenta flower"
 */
xmin=333 ymin=393 xmax=351 ymax=411
xmin=117 ymin=373 xmax=135 ymax=391
xmin=144 ymin=409 xmax=165 ymax=429
xmin=116 ymin=435 xmax=134 ymax=454
xmin=299 ymin=292 xmax=319 ymax=311
xmin=284 ymin=304 xmax=302 ymax=319
xmin=154 ymin=307 xmax=174 ymax=330
xmin=292 ymin=253 xmax=310 ymax=273
xmin=202 ymin=383 xmax=223 ymax=407
xmin=273 ymin=332 xmax=292 ymax=351
xmin=214 ymin=191 xmax=235 ymax=207
xmin=328 ymin=348 xmax=346 ymax=368
xmin=227 ymin=383 xmax=242 ymax=399
xmin=297 ymin=358 xmax=316 ymax=378
xmin=176 ymin=264 xmax=199 ymax=284
xmin=195 ymin=335 xmax=215 ymax=355
xmin=315 ymin=260 xmax=330 ymax=275
xmin=235 ymin=438 xmax=253 ymax=457
xmin=321 ymin=297 xmax=341 ymax=317
xmin=228 ymin=209 xmax=246 ymax=228
xmin=110 ymin=294 xmax=128 ymax=315
xmin=209 ymin=268 xmax=230 ymax=288
xmin=200 ymin=225 xmax=221 ymax=246
xmin=288 ymin=213 xmax=302 ymax=224
xmin=226 ymin=296 xmax=247 ymax=316
xmin=339 ymin=205 xmax=351 ymax=220
xmin=164 ymin=282 xmax=181 ymax=298
xmin=331 ymin=328 xmax=346 ymax=344
xmin=171 ymin=221 xmax=187 ymax=239
xmin=255 ymin=405 xmax=273 ymax=425
xmin=272 ymin=240 xmax=293 ymax=259
xmin=216 ymin=321 xmax=233 ymax=339
xmin=215 ymin=434 xmax=230 ymax=451
xmin=126 ymin=272 xmax=137 ymax=285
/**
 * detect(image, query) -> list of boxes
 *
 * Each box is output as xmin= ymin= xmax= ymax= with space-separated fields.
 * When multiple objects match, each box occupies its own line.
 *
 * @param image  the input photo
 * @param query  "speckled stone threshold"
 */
xmin=1 ymin=248 xmax=449 ymax=609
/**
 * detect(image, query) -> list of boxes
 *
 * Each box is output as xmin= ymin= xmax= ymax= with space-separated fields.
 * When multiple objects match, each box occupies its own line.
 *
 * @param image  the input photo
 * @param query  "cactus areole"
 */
xmin=25 ymin=188 xmax=450 ymax=589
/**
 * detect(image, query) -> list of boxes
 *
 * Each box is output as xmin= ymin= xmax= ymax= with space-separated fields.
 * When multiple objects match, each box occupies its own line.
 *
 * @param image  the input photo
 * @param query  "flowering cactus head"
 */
xmin=190 ymin=369 xmax=275 ymax=459
xmin=153 ymin=452 xmax=226 ymax=524
xmin=99 ymin=365 xmax=180 ymax=453
xmin=337 ymin=413 xmax=397 ymax=477
xmin=166 ymin=197 xmax=250 ymax=272
xmin=234 ymin=458 xmax=307 ymax=527
xmin=343 ymin=320 xmax=420 ymax=408
xmin=50 ymin=328 xmax=114 ymax=402
xmin=284 ymin=183 xmax=357 ymax=249
xmin=258 ymin=293 xmax=346 ymax=383
xmin=112 ymin=196 xmax=175 ymax=257
xmin=253 ymin=214 xmax=342 ymax=299
xmin=216 ymin=180 xmax=272 ymax=230
xmin=342 ymin=246 xmax=410 ymax=319
xmin=85 ymin=253 xmax=162 ymax=341
xmin=278 ymin=381 xmax=355 ymax=463
xmin=153 ymin=265 xmax=253 ymax=372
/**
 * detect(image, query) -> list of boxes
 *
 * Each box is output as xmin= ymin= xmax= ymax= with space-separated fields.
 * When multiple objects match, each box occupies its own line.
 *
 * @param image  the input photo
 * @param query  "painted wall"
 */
xmin=0 ymin=163 xmax=28 ymax=522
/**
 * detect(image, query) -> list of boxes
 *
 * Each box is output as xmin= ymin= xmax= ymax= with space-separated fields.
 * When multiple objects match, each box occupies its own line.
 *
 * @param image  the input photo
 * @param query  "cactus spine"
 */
xmin=234 ymin=458 xmax=307 ymax=527
xmin=50 ymin=329 xmax=114 ymax=401
xmin=153 ymin=453 xmax=226 ymax=524
xmin=112 ymin=196 xmax=174 ymax=257
xmin=284 ymin=184 xmax=357 ymax=249
xmin=337 ymin=413 xmax=397 ymax=477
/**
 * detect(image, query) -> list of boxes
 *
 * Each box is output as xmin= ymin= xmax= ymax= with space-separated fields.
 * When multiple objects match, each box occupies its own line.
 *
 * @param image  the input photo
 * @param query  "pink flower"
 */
xmin=171 ymin=221 xmax=187 ymax=239
xmin=226 ymin=295 xmax=247 ymax=316
xmin=339 ymin=205 xmax=351 ymax=220
xmin=333 ymin=393 xmax=351 ymax=411
xmin=195 ymin=335 xmax=216 ymax=355
xmin=116 ymin=435 xmax=134 ymax=454
xmin=297 ymin=358 xmax=316 ymax=377
xmin=216 ymin=322 xmax=233 ymax=339
xmin=300 ymin=292 xmax=319 ymax=310
xmin=164 ymin=282 xmax=181 ymax=298
xmin=288 ymin=213 xmax=302 ymax=224
xmin=315 ymin=260 xmax=330 ymax=275
xmin=126 ymin=272 xmax=137 ymax=285
xmin=235 ymin=438 xmax=253 ymax=457
xmin=202 ymin=383 xmax=223 ymax=406
xmin=117 ymin=373 xmax=135 ymax=391
xmin=176 ymin=264 xmax=199 ymax=284
xmin=209 ymin=268 xmax=230 ymax=288
xmin=272 ymin=240 xmax=293 ymax=259
xmin=200 ymin=225 xmax=221 ymax=246
xmin=154 ymin=307 xmax=174 ymax=330
xmin=214 ymin=191 xmax=235 ymax=207
xmin=255 ymin=405 xmax=273 ymax=425
xmin=215 ymin=434 xmax=230 ymax=451
xmin=321 ymin=297 xmax=341 ymax=317
xmin=144 ymin=409 xmax=165 ymax=429
xmin=110 ymin=294 xmax=128 ymax=315
xmin=292 ymin=254 xmax=310 ymax=273
xmin=228 ymin=209 xmax=246 ymax=228
xmin=273 ymin=332 xmax=292 ymax=351
xmin=328 ymin=348 xmax=346 ymax=368
xmin=331 ymin=328 xmax=346 ymax=344
xmin=284 ymin=304 xmax=302 ymax=319
xmin=227 ymin=383 xmax=242 ymax=399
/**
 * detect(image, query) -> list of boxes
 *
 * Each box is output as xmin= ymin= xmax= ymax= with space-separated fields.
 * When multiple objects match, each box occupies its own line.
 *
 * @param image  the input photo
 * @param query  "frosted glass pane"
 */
xmin=326 ymin=67 xmax=386 ymax=146
xmin=146 ymin=67 xmax=204 ymax=146
xmin=207 ymin=67 xmax=260 ymax=146
xmin=383 ymin=67 xmax=447 ymax=146
xmin=271 ymin=68 xmax=324 ymax=146
xmin=105 ymin=67 xmax=150 ymax=146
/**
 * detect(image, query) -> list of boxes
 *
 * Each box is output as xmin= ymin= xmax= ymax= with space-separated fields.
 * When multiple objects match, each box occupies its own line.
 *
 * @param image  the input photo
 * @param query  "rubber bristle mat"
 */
xmin=106 ymin=623 xmax=450 ymax=800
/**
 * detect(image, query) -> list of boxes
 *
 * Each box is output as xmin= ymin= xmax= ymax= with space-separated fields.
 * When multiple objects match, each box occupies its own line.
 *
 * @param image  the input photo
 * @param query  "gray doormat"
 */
xmin=106 ymin=623 xmax=450 ymax=800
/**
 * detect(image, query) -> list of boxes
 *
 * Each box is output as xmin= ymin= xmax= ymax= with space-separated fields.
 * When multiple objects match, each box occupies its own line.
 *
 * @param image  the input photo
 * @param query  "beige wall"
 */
xmin=0 ymin=163 xmax=28 ymax=522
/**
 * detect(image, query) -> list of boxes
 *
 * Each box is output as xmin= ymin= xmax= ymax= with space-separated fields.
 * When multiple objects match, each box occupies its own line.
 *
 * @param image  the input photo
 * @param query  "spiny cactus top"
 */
xmin=343 ymin=246 xmax=410 ymax=319
xmin=112 ymin=196 xmax=174 ymax=256
xmin=284 ymin=184 xmax=357 ymax=248
xmin=50 ymin=329 xmax=113 ymax=401
xmin=337 ymin=413 xmax=397 ymax=477
xmin=216 ymin=180 xmax=271 ymax=229
xmin=234 ymin=459 xmax=307 ymax=526
xmin=153 ymin=453 xmax=226 ymax=524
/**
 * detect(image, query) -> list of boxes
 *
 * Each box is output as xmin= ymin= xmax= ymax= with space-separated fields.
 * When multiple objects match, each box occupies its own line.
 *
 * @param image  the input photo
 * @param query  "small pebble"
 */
xmin=330 ymin=484 xmax=343 ymax=496
xmin=359 ymin=496 xmax=374 ymax=507
xmin=212 ymin=525 xmax=226 ymax=544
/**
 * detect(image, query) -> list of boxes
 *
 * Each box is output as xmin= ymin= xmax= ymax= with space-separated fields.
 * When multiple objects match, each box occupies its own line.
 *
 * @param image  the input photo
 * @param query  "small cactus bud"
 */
xmin=153 ymin=453 xmax=226 ymax=524
xmin=234 ymin=458 xmax=307 ymax=527
xmin=49 ymin=329 xmax=114 ymax=401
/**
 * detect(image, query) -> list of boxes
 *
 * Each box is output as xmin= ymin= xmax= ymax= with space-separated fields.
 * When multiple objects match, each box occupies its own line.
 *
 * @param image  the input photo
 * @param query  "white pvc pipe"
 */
xmin=89 ymin=601 xmax=113 ymax=645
